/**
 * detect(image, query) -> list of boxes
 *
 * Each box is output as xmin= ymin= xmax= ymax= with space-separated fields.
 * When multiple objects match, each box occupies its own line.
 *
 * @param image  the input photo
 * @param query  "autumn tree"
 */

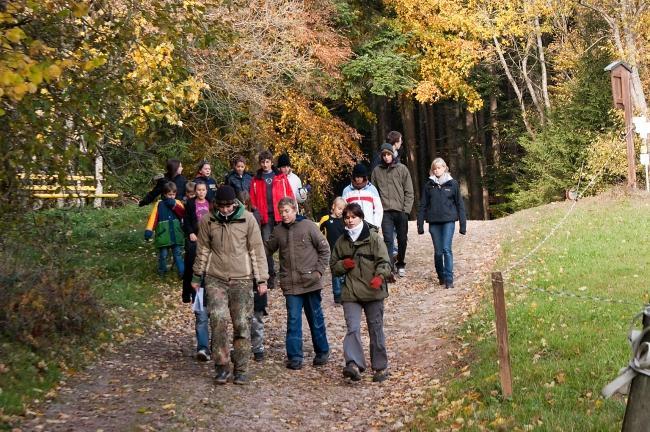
xmin=0 ymin=0 xmax=208 ymax=208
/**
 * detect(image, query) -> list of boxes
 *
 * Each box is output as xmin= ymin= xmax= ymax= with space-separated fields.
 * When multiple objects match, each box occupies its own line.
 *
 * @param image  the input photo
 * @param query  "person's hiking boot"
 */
xmin=233 ymin=373 xmax=248 ymax=385
xmin=445 ymin=281 xmax=454 ymax=289
xmin=214 ymin=366 xmax=230 ymax=385
xmin=253 ymin=351 xmax=265 ymax=362
xmin=437 ymin=277 xmax=444 ymax=285
xmin=397 ymin=267 xmax=406 ymax=278
xmin=196 ymin=349 xmax=210 ymax=362
xmin=313 ymin=351 xmax=329 ymax=366
xmin=286 ymin=359 xmax=303 ymax=370
xmin=372 ymin=369 xmax=390 ymax=383
xmin=334 ymin=296 xmax=342 ymax=305
xmin=343 ymin=362 xmax=362 ymax=381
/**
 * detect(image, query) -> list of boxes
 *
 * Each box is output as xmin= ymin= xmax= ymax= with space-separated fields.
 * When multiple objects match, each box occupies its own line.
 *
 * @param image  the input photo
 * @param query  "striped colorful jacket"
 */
xmin=145 ymin=198 xmax=186 ymax=248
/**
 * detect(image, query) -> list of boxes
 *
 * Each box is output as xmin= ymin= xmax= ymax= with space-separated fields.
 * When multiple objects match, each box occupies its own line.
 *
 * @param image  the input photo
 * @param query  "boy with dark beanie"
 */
xmin=192 ymin=185 xmax=268 ymax=385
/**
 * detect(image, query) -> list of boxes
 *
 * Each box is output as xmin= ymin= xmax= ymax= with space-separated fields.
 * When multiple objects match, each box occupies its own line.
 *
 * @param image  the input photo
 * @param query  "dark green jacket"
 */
xmin=330 ymin=223 xmax=391 ymax=302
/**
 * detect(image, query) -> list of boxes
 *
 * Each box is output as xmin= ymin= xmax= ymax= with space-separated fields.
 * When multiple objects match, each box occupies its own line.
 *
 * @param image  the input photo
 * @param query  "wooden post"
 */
xmin=491 ymin=272 xmax=513 ymax=398
xmin=622 ymin=310 xmax=650 ymax=431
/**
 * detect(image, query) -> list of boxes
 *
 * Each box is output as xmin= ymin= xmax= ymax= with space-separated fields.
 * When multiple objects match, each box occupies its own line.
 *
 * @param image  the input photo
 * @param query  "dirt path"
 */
xmin=22 ymin=220 xmax=502 ymax=431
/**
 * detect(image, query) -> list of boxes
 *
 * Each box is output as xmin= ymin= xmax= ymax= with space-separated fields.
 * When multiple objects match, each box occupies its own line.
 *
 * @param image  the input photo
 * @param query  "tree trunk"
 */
xmin=399 ymin=94 xmax=420 ymax=218
xmin=374 ymin=95 xmax=389 ymax=150
xmin=489 ymin=80 xmax=500 ymax=167
xmin=493 ymin=35 xmax=536 ymax=137
xmin=477 ymin=108 xmax=491 ymax=219
xmin=417 ymin=102 xmax=429 ymax=186
xmin=534 ymin=15 xmax=551 ymax=110
xmin=521 ymin=35 xmax=545 ymax=125
xmin=426 ymin=103 xmax=437 ymax=162
xmin=465 ymin=109 xmax=483 ymax=219
xmin=443 ymin=102 xmax=458 ymax=173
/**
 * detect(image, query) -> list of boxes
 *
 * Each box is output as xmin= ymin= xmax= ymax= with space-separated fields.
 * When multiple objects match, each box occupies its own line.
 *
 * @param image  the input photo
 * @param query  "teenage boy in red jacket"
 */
xmin=249 ymin=150 xmax=295 ymax=289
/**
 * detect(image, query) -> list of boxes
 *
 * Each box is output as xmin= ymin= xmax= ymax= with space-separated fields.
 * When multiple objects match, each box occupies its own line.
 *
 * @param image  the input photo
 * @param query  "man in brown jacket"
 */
xmin=192 ymin=185 xmax=268 ymax=385
xmin=266 ymin=197 xmax=331 ymax=370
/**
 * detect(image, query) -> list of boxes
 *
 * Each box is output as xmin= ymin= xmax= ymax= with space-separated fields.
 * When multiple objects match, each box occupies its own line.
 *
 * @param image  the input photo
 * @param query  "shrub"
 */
xmin=0 ymin=266 xmax=104 ymax=348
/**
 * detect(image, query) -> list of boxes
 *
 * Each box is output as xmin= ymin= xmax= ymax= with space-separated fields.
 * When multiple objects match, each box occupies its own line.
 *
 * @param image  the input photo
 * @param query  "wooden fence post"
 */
xmin=492 ymin=272 xmax=513 ymax=398
xmin=622 ymin=309 xmax=650 ymax=431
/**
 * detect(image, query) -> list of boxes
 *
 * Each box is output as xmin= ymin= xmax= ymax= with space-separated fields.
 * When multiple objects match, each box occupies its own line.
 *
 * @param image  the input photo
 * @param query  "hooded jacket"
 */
xmin=417 ymin=177 xmax=467 ymax=234
xmin=144 ymin=198 xmax=185 ymax=248
xmin=370 ymin=159 xmax=414 ymax=213
xmin=341 ymin=181 xmax=383 ymax=227
xmin=192 ymin=202 xmax=269 ymax=283
xmin=265 ymin=215 xmax=330 ymax=295
xmin=249 ymin=167 xmax=295 ymax=224
xmin=330 ymin=223 xmax=391 ymax=302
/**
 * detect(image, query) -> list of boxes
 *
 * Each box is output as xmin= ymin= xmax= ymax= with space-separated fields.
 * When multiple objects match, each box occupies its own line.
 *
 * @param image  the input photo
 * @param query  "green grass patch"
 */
xmin=0 ymin=204 xmax=177 ymax=424
xmin=413 ymin=193 xmax=648 ymax=431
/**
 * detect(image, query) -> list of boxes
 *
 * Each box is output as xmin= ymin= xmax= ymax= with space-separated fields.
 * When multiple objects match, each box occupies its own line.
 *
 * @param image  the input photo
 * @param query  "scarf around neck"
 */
xmin=345 ymin=223 xmax=364 ymax=242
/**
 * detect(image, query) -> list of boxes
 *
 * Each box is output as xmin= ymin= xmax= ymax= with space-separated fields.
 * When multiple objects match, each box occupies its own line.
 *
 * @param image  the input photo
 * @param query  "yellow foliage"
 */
xmin=265 ymin=93 xmax=363 ymax=203
xmin=388 ymin=0 xmax=485 ymax=110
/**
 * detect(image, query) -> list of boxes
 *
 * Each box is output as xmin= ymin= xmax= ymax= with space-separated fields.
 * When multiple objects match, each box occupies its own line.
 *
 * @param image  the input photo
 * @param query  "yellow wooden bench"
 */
xmin=18 ymin=172 xmax=118 ymax=207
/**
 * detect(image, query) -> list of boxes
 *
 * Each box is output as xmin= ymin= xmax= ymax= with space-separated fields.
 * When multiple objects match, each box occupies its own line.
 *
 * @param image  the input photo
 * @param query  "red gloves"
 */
xmin=370 ymin=276 xmax=383 ymax=290
xmin=342 ymin=258 xmax=356 ymax=270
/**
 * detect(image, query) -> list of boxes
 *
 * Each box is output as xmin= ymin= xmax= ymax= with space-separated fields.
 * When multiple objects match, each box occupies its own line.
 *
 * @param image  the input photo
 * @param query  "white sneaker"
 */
xmin=196 ymin=349 xmax=210 ymax=361
xmin=397 ymin=268 xmax=406 ymax=277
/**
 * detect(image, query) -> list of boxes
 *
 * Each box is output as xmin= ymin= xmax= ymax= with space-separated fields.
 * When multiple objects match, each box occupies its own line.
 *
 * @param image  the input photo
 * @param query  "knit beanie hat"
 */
xmin=352 ymin=163 xmax=369 ymax=178
xmin=379 ymin=143 xmax=394 ymax=154
xmin=214 ymin=185 xmax=236 ymax=204
xmin=277 ymin=153 xmax=291 ymax=168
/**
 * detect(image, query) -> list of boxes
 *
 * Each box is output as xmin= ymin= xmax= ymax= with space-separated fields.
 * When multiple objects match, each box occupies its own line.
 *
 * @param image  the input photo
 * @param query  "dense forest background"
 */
xmin=2 ymin=0 xmax=650 ymax=218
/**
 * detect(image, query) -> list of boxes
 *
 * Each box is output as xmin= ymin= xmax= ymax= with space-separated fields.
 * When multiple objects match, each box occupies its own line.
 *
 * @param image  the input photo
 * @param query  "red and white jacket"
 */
xmin=342 ymin=182 xmax=383 ymax=228
xmin=249 ymin=168 xmax=295 ymax=225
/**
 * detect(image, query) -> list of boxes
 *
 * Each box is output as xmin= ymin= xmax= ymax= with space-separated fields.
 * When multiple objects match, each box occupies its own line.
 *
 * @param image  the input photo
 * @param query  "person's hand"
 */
xmin=257 ymin=282 xmax=268 ymax=296
xmin=191 ymin=282 xmax=200 ymax=291
xmin=370 ymin=276 xmax=383 ymax=290
xmin=342 ymin=258 xmax=356 ymax=271
xmin=189 ymin=233 xmax=197 ymax=242
xmin=315 ymin=271 xmax=322 ymax=278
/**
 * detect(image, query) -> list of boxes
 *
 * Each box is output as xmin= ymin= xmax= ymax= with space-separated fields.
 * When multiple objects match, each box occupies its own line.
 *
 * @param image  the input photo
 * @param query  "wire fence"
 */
xmin=495 ymin=130 xmax=646 ymax=309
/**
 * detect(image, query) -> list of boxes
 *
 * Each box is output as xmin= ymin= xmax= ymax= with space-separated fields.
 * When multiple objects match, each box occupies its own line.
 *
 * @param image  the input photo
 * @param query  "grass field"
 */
xmin=413 ymin=192 xmax=649 ymax=431
xmin=0 ymin=204 xmax=176 ymax=423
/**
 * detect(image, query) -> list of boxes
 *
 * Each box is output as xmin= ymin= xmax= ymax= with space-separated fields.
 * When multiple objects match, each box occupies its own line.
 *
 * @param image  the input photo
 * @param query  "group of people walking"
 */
xmin=140 ymin=130 xmax=466 ymax=385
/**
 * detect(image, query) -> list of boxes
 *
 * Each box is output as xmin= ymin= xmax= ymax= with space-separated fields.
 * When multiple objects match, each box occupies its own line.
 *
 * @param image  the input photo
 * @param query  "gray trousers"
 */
xmin=251 ymin=309 xmax=265 ymax=354
xmin=342 ymin=300 xmax=388 ymax=371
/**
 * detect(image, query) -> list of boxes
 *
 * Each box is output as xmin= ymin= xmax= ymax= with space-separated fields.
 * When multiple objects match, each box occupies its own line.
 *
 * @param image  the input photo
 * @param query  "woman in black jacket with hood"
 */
xmin=417 ymin=158 xmax=466 ymax=289
xmin=139 ymin=159 xmax=186 ymax=206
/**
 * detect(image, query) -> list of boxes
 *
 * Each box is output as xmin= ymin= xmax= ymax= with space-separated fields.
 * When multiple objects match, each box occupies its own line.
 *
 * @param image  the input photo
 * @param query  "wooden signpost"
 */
xmin=605 ymin=61 xmax=637 ymax=189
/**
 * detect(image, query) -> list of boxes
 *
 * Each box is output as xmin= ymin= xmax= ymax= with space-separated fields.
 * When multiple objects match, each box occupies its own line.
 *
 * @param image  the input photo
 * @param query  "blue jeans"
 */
xmin=158 ymin=245 xmax=184 ymax=277
xmin=285 ymin=291 xmax=330 ymax=362
xmin=195 ymin=308 xmax=210 ymax=352
xmin=429 ymin=222 xmax=455 ymax=283
xmin=332 ymin=275 xmax=345 ymax=300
